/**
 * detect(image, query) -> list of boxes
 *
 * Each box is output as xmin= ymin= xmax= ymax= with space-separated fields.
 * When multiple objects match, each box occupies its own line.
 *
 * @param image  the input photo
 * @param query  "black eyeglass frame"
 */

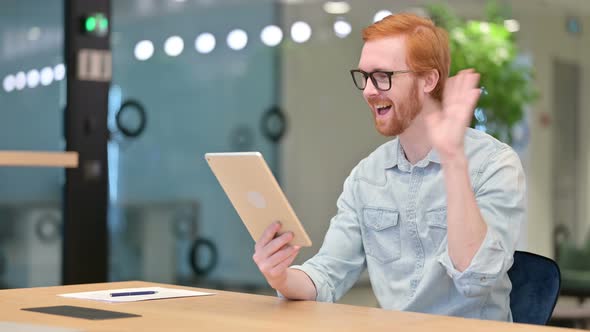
xmin=349 ymin=69 xmax=414 ymax=91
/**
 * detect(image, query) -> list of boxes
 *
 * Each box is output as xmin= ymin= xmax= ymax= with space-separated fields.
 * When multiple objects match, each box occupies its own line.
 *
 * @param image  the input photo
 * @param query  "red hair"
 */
xmin=363 ymin=13 xmax=450 ymax=101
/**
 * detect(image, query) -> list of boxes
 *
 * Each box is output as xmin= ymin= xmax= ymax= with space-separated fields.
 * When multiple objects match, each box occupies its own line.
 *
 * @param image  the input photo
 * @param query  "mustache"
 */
xmin=368 ymin=97 xmax=393 ymax=106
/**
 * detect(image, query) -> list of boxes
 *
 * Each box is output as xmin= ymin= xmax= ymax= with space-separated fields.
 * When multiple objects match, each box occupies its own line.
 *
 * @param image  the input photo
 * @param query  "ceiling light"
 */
xmin=15 ymin=72 xmax=26 ymax=90
xmin=373 ymin=10 xmax=392 ymax=23
xmin=227 ymin=29 xmax=248 ymax=51
xmin=261 ymin=25 xmax=283 ymax=47
xmin=195 ymin=33 xmax=216 ymax=54
xmin=164 ymin=36 xmax=184 ymax=56
xmin=334 ymin=20 xmax=351 ymax=38
xmin=134 ymin=40 xmax=155 ymax=61
xmin=40 ymin=67 xmax=53 ymax=86
xmin=26 ymin=69 xmax=40 ymax=88
xmin=323 ymin=2 xmax=350 ymax=15
xmin=291 ymin=21 xmax=312 ymax=43
xmin=2 ymin=75 xmax=15 ymax=92
xmin=54 ymin=64 xmax=66 ymax=81
xmin=504 ymin=19 xmax=520 ymax=33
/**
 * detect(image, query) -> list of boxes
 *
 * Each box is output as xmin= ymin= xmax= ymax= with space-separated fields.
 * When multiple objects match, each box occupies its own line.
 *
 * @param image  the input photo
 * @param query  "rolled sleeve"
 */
xmin=290 ymin=264 xmax=330 ymax=302
xmin=439 ymin=228 xmax=510 ymax=297
xmin=440 ymin=146 xmax=525 ymax=298
xmin=275 ymin=264 xmax=345 ymax=302
xmin=275 ymin=264 xmax=335 ymax=301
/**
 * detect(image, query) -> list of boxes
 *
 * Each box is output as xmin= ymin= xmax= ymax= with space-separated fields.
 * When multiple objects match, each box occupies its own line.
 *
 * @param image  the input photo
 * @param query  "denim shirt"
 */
xmin=290 ymin=128 xmax=526 ymax=321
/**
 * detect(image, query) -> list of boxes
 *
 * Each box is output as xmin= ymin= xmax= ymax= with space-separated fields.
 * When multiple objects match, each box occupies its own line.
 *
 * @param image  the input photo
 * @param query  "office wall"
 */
xmin=281 ymin=2 xmax=386 ymax=264
xmin=513 ymin=3 xmax=590 ymax=254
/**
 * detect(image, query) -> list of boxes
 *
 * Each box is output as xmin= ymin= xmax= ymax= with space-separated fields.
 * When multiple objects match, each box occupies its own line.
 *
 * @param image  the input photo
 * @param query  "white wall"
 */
xmin=281 ymin=2 xmax=387 ymax=263
xmin=510 ymin=2 xmax=590 ymax=255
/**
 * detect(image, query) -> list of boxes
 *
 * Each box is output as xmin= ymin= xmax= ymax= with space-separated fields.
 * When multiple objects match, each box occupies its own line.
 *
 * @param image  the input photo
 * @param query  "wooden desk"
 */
xmin=0 ymin=281 xmax=577 ymax=332
xmin=0 ymin=151 xmax=78 ymax=168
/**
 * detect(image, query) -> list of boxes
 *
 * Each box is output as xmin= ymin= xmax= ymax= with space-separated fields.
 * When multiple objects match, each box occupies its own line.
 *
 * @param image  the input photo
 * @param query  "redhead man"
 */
xmin=252 ymin=13 xmax=525 ymax=321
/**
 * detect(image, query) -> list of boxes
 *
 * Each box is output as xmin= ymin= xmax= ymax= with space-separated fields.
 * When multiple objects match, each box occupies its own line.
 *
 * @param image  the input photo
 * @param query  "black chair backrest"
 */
xmin=508 ymin=251 xmax=561 ymax=325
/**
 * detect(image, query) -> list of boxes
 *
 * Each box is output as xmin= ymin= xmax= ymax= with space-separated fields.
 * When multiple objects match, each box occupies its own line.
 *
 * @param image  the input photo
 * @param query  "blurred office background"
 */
xmin=1 ymin=0 xmax=589 ymax=328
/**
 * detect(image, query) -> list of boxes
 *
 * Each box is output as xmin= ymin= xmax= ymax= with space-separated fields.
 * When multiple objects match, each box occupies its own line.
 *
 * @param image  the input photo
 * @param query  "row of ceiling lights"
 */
xmin=2 ymin=8 xmax=521 ymax=93
xmin=132 ymin=10 xmax=394 ymax=61
xmin=2 ymin=9 xmax=389 ymax=93
xmin=132 ymin=10 xmax=520 ymax=61
xmin=3 ymin=64 xmax=65 ymax=93
xmin=136 ymin=22 xmax=318 ymax=60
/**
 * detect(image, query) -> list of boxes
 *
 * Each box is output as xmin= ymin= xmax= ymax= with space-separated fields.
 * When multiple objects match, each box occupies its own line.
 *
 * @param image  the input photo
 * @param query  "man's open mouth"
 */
xmin=375 ymin=104 xmax=392 ymax=116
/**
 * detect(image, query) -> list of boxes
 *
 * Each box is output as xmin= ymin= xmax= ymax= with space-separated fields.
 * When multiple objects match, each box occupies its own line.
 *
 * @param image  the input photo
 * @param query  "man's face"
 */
xmin=357 ymin=36 xmax=422 ymax=137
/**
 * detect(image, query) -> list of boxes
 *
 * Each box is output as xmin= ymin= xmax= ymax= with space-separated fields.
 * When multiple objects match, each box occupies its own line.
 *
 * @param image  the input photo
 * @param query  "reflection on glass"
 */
xmin=260 ymin=25 xmax=282 ymax=47
xmin=3 ymin=75 xmax=15 ymax=92
xmin=195 ymin=33 xmax=216 ymax=54
xmin=26 ymin=69 xmax=40 ymax=88
xmin=0 ymin=0 xmax=64 ymax=289
xmin=227 ymin=29 xmax=248 ymax=51
xmin=134 ymin=40 xmax=155 ymax=61
xmin=40 ymin=67 xmax=54 ymax=86
xmin=15 ymin=72 xmax=26 ymax=90
xmin=164 ymin=36 xmax=184 ymax=57
xmin=53 ymin=64 xmax=65 ymax=81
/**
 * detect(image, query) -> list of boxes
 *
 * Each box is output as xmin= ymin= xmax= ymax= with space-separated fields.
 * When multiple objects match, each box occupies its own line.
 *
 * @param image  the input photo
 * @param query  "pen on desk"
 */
xmin=110 ymin=291 xmax=157 ymax=297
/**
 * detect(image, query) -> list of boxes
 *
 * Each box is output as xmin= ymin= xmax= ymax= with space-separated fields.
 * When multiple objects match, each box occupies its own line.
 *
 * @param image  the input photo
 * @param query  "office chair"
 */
xmin=508 ymin=251 xmax=561 ymax=325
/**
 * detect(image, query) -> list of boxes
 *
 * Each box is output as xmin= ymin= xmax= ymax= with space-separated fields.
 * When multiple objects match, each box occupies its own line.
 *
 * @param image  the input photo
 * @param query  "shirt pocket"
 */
xmin=361 ymin=207 xmax=401 ymax=264
xmin=425 ymin=207 xmax=448 ymax=254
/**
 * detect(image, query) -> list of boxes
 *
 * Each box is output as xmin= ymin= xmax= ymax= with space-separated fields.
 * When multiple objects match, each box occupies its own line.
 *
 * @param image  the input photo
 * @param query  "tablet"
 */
xmin=205 ymin=152 xmax=312 ymax=247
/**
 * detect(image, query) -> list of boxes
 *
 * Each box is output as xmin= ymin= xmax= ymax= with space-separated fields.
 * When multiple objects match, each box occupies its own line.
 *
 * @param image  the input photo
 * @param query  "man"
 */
xmin=252 ymin=13 xmax=525 ymax=321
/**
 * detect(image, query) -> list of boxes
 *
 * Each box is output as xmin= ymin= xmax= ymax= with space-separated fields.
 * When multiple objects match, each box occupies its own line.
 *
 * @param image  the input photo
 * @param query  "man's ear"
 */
xmin=423 ymin=69 xmax=440 ymax=94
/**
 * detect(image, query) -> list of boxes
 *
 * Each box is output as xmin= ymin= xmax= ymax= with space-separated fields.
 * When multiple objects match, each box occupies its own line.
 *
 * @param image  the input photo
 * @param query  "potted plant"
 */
xmin=427 ymin=2 xmax=538 ymax=144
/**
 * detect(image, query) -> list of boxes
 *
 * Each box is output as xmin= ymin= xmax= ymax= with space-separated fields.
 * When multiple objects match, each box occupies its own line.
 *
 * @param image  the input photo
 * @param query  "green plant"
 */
xmin=427 ymin=2 xmax=538 ymax=144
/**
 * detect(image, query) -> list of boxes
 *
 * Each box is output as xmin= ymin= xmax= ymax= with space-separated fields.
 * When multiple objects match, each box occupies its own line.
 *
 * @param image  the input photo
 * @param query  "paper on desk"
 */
xmin=59 ymin=286 xmax=214 ymax=303
xmin=0 ymin=322 xmax=82 ymax=332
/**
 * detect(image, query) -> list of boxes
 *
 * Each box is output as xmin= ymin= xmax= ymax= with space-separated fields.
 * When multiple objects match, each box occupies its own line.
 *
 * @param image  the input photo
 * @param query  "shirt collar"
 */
xmin=383 ymin=138 xmax=440 ymax=170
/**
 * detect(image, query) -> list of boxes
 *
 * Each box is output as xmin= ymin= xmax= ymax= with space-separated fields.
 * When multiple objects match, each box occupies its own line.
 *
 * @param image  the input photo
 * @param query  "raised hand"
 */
xmin=425 ymin=69 xmax=481 ymax=161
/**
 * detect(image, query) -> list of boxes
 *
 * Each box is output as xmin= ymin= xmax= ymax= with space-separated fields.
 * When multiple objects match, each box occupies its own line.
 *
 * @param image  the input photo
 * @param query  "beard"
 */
xmin=371 ymin=80 xmax=422 ymax=137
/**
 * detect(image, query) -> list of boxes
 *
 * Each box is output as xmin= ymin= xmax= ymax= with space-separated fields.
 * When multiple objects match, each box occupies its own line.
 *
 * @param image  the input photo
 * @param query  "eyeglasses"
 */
xmin=350 ymin=69 xmax=414 ymax=91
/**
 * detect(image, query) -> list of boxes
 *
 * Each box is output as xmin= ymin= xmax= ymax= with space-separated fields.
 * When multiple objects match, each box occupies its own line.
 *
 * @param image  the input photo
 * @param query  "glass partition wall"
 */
xmin=0 ymin=0 xmax=65 ymax=288
xmin=107 ymin=0 xmax=281 ymax=288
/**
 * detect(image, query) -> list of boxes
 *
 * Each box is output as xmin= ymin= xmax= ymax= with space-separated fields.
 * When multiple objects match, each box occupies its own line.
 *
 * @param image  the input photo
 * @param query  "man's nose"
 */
xmin=363 ymin=78 xmax=379 ymax=98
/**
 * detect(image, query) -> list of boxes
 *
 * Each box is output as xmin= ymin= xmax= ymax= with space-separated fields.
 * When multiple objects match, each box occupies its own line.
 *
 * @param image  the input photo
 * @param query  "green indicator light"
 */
xmin=99 ymin=17 xmax=108 ymax=31
xmin=85 ymin=16 xmax=97 ymax=32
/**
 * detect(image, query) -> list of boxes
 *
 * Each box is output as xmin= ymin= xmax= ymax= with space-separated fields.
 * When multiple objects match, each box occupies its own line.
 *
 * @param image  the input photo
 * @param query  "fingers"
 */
xmin=453 ymin=69 xmax=479 ymax=91
xmin=268 ymin=248 xmax=300 ymax=278
xmin=259 ymin=232 xmax=294 ymax=259
xmin=253 ymin=234 xmax=300 ymax=285
xmin=460 ymin=70 xmax=482 ymax=111
xmin=443 ymin=69 xmax=481 ymax=109
xmin=253 ymin=221 xmax=295 ymax=269
xmin=255 ymin=221 xmax=281 ymax=251
xmin=265 ymin=244 xmax=300 ymax=267
xmin=258 ymin=245 xmax=300 ymax=279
